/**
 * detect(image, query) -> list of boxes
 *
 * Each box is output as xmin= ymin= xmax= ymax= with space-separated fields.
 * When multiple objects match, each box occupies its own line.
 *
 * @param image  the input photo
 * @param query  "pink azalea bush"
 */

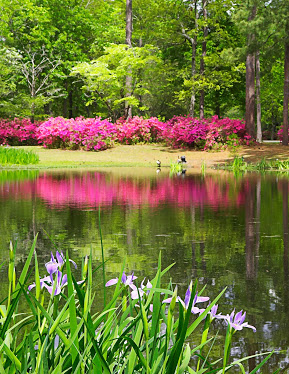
xmin=115 ymin=116 xmax=165 ymax=144
xmin=37 ymin=117 xmax=117 ymax=151
xmin=277 ymin=126 xmax=287 ymax=142
xmin=160 ymin=116 xmax=252 ymax=150
xmin=0 ymin=118 xmax=40 ymax=145
xmin=0 ymin=115 xmax=252 ymax=151
xmin=161 ymin=116 xmax=208 ymax=148
xmin=204 ymin=116 xmax=252 ymax=150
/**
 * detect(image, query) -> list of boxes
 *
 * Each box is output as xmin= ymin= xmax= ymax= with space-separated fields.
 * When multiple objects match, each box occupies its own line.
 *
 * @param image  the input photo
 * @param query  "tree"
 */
xmin=256 ymin=50 xmax=262 ymax=142
xmin=20 ymin=47 xmax=61 ymax=122
xmin=245 ymin=1 xmax=257 ymax=138
xmin=199 ymin=0 xmax=208 ymax=119
xmin=0 ymin=47 xmax=22 ymax=116
xmin=125 ymin=0 xmax=133 ymax=118
xmin=71 ymin=44 xmax=162 ymax=120
xmin=282 ymin=19 xmax=289 ymax=145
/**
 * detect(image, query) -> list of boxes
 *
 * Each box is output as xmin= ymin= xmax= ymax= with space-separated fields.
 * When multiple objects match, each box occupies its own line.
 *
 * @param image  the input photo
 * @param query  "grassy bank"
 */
xmin=0 ymin=143 xmax=288 ymax=170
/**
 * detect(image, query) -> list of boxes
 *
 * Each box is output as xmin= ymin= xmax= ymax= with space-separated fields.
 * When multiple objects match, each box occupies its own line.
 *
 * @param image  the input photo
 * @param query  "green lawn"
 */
xmin=0 ymin=143 xmax=287 ymax=170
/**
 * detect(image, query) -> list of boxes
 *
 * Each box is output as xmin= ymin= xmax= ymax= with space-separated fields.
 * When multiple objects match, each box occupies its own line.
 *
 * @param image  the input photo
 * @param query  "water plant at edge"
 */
xmin=0 ymin=146 xmax=39 ymax=165
xmin=0 ymin=236 xmax=276 ymax=373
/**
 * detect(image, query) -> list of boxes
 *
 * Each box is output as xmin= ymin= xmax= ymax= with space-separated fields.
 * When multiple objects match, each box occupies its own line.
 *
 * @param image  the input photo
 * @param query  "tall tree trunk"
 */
xmin=181 ymin=17 xmax=198 ymax=116
xmin=190 ymin=0 xmax=198 ymax=117
xmin=63 ymin=80 xmax=68 ymax=118
xmin=68 ymin=89 xmax=73 ymax=119
xmin=245 ymin=4 xmax=257 ymax=138
xmin=125 ymin=0 xmax=133 ymax=119
xmin=215 ymin=89 xmax=220 ymax=117
xmin=199 ymin=0 xmax=208 ymax=120
xmin=256 ymin=50 xmax=262 ymax=142
xmin=282 ymin=22 xmax=289 ymax=145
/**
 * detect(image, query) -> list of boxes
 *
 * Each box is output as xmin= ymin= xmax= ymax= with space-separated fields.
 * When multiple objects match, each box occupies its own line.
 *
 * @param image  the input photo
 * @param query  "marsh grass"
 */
xmin=170 ymin=161 xmax=184 ymax=175
xmin=0 ymin=147 xmax=39 ymax=165
xmin=0 ymin=236 xmax=276 ymax=373
xmin=221 ymin=156 xmax=289 ymax=174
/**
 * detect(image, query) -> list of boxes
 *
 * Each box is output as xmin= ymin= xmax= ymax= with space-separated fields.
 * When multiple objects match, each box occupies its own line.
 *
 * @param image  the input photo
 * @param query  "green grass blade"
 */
xmin=65 ymin=250 xmax=79 ymax=367
xmin=186 ymin=288 xmax=227 ymax=337
xmin=15 ymin=234 xmax=38 ymax=294
xmin=248 ymin=351 xmax=274 ymax=374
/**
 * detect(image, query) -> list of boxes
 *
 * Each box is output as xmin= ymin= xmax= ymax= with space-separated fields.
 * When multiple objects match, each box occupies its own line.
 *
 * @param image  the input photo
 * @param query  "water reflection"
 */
xmin=0 ymin=169 xmax=288 ymax=372
xmin=0 ymin=171 xmax=248 ymax=209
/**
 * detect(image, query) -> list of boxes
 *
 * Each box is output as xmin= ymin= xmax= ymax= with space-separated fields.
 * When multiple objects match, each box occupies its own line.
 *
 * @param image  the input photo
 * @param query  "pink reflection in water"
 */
xmin=0 ymin=172 xmax=247 ymax=209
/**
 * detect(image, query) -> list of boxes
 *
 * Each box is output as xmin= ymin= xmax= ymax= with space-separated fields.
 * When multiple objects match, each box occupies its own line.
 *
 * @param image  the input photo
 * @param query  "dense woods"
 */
xmin=0 ymin=0 xmax=288 ymax=140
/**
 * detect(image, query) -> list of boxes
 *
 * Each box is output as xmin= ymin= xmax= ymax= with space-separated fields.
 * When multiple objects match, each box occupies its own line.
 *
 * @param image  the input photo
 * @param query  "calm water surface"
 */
xmin=0 ymin=168 xmax=288 ymax=372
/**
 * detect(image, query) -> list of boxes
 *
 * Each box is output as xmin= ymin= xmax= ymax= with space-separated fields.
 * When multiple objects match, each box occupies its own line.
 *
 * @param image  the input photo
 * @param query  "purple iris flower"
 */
xmin=163 ymin=281 xmax=209 ymax=313
xmin=130 ymin=279 xmax=152 ymax=300
xmin=45 ymin=251 xmax=77 ymax=275
xmin=224 ymin=309 xmax=256 ymax=332
xmin=105 ymin=271 xmax=137 ymax=287
xmin=28 ymin=270 xmax=68 ymax=296
xmin=198 ymin=304 xmax=226 ymax=321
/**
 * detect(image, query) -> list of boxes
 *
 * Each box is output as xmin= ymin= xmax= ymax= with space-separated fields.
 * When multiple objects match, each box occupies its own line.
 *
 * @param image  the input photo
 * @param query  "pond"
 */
xmin=0 ymin=168 xmax=288 ymax=372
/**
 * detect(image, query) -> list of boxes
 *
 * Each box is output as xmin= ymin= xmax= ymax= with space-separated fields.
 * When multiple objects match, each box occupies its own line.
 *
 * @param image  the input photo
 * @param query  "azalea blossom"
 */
xmin=105 ymin=271 xmax=137 ymax=287
xmin=224 ymin=309 xmax=256 ymax=332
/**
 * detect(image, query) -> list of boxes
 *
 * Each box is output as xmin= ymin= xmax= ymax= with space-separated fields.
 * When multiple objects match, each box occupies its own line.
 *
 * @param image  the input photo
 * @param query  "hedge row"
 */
xmin=0 ymin=115 xmax=252 ymax=151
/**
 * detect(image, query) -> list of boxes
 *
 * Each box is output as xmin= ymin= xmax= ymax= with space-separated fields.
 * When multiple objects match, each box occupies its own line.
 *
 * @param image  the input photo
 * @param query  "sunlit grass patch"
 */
xmin=0 ymin=146 xmax=39 ymax=165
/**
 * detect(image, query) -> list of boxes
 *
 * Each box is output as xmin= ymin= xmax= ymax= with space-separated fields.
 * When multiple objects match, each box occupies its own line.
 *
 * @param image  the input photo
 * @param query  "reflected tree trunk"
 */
xmin=245 ymin=178 xmax=260 ymax=370
xmin=200 ymin=241 xmax=207 ymax=272
xmin=282 ymin=179 xmax=289 ymax=313
xmin=245 ymin=181 xmax=257 ymax=280
xmin=282 ymin=21 xmax=289 ymax=145
xmin=192 ymin=241 xmax=197 ymax=278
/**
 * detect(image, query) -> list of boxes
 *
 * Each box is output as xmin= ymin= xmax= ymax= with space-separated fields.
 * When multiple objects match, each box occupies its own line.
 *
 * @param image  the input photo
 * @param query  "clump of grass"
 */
xmin=0 ymin=235 xmax=274 ymax=373
xmin=0 ymin=146 xmax=39 ymax=165
xmin=170 ymin=161 xmax=184 ymax=175
xmin=201 ymin=160 xmax=206 ymax=176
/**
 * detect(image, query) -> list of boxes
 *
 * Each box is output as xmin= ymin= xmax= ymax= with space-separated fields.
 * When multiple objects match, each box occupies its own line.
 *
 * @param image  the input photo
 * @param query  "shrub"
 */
xmin=0 ymin=116 xmax=252 ymax=152
xmin=115 ymin=116 xmax=165 ymax=144
xmin=277 ymin=126 xmax=287 ymax=142
xmin=161 ymin=116 xmax=208 ymax=148
xmin=0 ymin=118 xmax=40 ymax=146
xmin=37 ymin=116 xmax=117 ymax=151
xmin=160 ymin=116 xmax=252 ymax=150
xmin=204 ymin=116 xmax=252 ymax=150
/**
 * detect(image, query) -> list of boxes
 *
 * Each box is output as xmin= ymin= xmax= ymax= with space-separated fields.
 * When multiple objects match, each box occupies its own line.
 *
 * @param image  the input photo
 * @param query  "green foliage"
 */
xmin=0 ymin=147 xmax=39 ymax=165
xmin=0 ymin=239 xmax=273 ymax=373
xmin=223 ymin=156 xmax=289 ymax=173
xmin=0 ymin=0 xmax=287 ymax=127
xmin=72 ymin=44 xmax=163 ymax=119
xmin=170 ymin=161 xmax=185 ymax=175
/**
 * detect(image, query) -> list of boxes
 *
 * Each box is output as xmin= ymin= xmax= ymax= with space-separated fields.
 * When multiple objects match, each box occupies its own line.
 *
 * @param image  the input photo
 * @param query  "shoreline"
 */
xmin=0 ymin=143 xmax=289 ymax=170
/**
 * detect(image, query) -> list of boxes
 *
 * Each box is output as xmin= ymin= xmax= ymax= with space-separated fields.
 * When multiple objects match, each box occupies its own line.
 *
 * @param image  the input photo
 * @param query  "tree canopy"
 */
xmin=0 ymin=0 xmax=287 ymax=137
